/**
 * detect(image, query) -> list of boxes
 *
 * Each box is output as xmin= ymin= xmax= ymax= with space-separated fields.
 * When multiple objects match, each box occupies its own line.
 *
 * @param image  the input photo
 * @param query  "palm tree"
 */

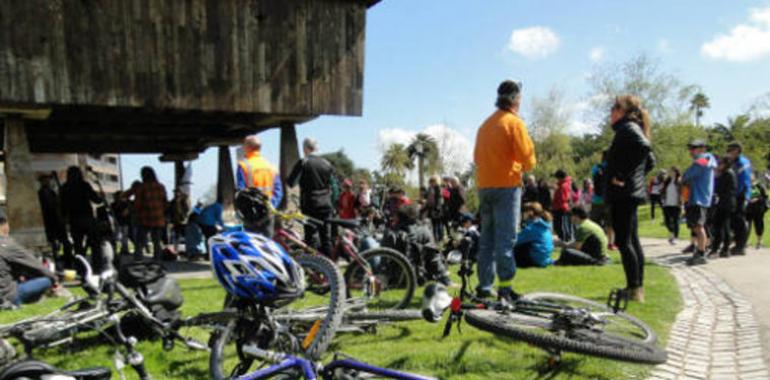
xmin=407 ymin=133 xmax=441 ymax=189
xmin=690 ymin=92 xmax=710 ymax=127
xmin=380 ymin=143 xmax=412 ymax=178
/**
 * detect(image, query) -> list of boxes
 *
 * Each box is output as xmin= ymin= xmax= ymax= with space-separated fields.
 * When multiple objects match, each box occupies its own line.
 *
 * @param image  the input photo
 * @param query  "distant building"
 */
xmin=0 ymin=153 xmax=121 ymax=203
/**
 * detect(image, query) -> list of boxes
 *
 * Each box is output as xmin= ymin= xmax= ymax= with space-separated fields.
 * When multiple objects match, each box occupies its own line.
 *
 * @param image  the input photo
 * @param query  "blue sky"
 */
xmin=122 ymin=0 xmax=770 ymax=201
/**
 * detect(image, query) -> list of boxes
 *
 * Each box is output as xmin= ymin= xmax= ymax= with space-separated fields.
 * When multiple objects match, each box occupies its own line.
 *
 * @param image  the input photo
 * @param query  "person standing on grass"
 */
xmin=709 ymin=157 xmax=737 ymax=258
xmin=725 ymin=142 xmax=753 ymax=256
xmin=287 ymin=138 xmax=338 ymax=256
xmin=661 ymin=167 xmax=683 ymax=245
xmin=473 ymin=79 xmax=536 ymax=303
xmin=590 ymin=151 xmax=616 ymax=251
xmin=536 ymin=179 xmax=552 ymax=211
xmin=682 ymin=139 xmax=717 ymax=266
xmin=552 ymin=169 xmax=573 ymax=242
xmin=237 ymin=135 xmax=283 ymax=208
xmin=747 ymin=173 xmax=767 ymax=249
xmin=37 ymin=174 xmax=73 ymax=269
xmin=647 ymin=171 xmax=665 ymax=220
xmin=132 ymin=167 xmax=167 ymax=261
xmin=60 ymin=166 xmax=103 ymax=266
xmin=605 ymin=95 xmax=655 ymax=302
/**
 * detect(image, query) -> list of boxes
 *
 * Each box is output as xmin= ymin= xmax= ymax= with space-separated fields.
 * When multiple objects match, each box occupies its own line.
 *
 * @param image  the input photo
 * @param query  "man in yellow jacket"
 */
xmin=237 ymin=135 xmax=283 ymax=208
xmin=473 ymin=80 xmax=536 ymax=303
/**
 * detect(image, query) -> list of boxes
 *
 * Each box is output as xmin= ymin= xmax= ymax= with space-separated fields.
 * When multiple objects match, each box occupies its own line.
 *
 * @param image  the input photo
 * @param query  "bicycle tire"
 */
xmin=345 ymin=308 xmax=423 ymax=323
xmin=209 ymin=254 xmax=345 ymax=379
xmin=521 ymin=292 xmax=657 ymax=345
xmin=343 ymin=247 xmax=416 ymax=310
xmin=465 ymin=297 xmax=667 ymax=364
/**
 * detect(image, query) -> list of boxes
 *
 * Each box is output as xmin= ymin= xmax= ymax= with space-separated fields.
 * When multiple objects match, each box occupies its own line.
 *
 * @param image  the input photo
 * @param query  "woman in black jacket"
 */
xmin=605 ymin=95 xmax=655 ymax=302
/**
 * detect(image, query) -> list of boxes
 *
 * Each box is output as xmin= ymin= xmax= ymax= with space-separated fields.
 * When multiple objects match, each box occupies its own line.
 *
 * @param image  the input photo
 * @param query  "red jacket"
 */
xmin=337 ymin=191 xmax=357 ymax=219
xmin=552 ymin=176 xmax=572 ymax=212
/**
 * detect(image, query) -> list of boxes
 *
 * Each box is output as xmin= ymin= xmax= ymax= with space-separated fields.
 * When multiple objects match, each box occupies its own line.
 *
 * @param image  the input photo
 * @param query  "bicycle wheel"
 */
xmin=465 ymin=293 xmax=667 ymax=364
xmin=344 ymin=247 xmax=416 ymax=310
xmin=209 ymin=254 xmax=344 ymax=380
xmin=284 ymin=254 xmax=345 ymax=359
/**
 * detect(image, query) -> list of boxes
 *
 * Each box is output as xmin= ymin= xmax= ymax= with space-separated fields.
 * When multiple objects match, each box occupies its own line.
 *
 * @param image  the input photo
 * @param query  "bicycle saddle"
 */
xmin=421 ymin=283 xmax=453 ymax=323
xmin=0 ymin=360 xmax=111 ymax=380
xmin=324 ymin=218 xmax=360 ymax=230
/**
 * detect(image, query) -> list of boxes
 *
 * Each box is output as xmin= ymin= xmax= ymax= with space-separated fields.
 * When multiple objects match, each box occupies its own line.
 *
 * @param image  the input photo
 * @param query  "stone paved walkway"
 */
xmin=648 ymin=252 xmax=769 ymax=380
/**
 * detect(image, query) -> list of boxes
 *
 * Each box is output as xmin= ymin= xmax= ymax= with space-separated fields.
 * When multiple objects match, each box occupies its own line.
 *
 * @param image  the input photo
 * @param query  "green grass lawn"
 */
xmin=0 ymin=254 xmax=680 ymax=380
xmin=637 ymin=204 xmax=770 ymax=247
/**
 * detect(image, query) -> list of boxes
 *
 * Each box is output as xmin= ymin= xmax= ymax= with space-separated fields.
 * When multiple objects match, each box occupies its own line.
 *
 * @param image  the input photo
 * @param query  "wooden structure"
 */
xmin=0 ymin=0 xmax=379 ymax=247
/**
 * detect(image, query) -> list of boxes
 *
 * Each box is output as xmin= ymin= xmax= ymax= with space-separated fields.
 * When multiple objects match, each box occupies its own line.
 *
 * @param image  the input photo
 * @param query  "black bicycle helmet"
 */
xmin=235 ymin=188 xmax=271 ymax=228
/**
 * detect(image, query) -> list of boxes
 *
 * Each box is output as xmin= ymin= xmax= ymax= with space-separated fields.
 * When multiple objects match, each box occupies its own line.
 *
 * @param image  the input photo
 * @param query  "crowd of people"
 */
xmin=2 ymin=79 xmax=768 ymax=312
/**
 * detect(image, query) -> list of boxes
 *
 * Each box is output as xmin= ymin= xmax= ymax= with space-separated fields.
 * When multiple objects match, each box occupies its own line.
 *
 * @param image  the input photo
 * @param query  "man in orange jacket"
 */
xmin=473 ymin=80 xmax=536 ymax=303
xmin=236 ymin=135 xmax=283 ymax=209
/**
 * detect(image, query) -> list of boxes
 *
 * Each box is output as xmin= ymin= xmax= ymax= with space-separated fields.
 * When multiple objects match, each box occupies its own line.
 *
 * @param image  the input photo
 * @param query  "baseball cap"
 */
xmin=687 ymin=139 xmax=707 ymax=148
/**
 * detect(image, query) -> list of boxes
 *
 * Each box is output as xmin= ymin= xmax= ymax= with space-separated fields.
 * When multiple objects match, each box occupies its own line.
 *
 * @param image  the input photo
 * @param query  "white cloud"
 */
xmin=589 ymin=47 xmax=605 ymax=63
xmin=377 ymin=128 xmax=414 ymax=151
xmin=566 ymin=100 xmax=600 ymax=135
xmin=507 ymin=26 xmax=560 ymax=59
xmin=701 ymin=6 xmax=770 ymax=62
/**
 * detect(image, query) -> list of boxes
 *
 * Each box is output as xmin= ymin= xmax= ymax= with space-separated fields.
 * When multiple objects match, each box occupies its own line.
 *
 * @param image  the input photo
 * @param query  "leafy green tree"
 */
xmin=321 ymin=149 xmax=355 ymax=180
xmin=586 ymin=54 xmax=697 ymax=126
xmin=690 ymin=92 xmax=710 ymax=127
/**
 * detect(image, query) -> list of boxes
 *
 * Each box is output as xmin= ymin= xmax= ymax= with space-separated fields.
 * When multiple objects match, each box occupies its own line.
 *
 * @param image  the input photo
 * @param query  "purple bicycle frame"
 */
xmin=235 ymin=354 xmax=434 ymax=380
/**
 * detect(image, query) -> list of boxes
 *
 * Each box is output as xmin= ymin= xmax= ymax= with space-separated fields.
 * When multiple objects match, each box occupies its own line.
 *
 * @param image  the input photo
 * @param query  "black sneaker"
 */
xmin=681 ymin=244 xmax=695 ymax=254
xmin=475 ymin=288 xmax=497 ymax=299
xmin=498 ymin=287 xmax=521 ymax=305
xmin=718 ymin=250 xmax=730 ymax=258
xmin=686 ymin=254 xmax=707 ymax=266
xmin=731 ymin=247 xmax=746 ymax=256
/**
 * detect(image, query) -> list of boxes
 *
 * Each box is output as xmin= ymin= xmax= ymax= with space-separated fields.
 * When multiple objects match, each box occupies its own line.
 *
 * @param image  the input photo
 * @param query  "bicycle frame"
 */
xmin=233 ymin=348 xmax=435 ymax=380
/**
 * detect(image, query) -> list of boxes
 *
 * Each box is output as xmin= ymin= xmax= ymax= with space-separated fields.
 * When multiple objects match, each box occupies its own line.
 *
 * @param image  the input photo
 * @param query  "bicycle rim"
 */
xmin=344 ymin=248 xmax=416 ymax=310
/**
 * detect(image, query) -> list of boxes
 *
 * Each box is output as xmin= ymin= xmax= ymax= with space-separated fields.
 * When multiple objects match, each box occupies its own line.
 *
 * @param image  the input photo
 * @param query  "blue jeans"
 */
xmin=477 ymin=187 xmax=521 ymax=292
xmin=14 ymin=277 xmax=53 ymax=305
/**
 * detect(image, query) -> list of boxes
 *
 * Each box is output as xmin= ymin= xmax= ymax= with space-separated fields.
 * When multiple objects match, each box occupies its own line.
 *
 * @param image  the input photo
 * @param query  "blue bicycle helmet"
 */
xmin=209 ymin=231 xmax=304 ymax=305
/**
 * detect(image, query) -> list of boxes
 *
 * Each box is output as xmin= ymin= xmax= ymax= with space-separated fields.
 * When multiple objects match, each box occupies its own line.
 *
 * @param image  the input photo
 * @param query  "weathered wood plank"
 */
xmin=0 ymin=0 xmax=367 ymax=116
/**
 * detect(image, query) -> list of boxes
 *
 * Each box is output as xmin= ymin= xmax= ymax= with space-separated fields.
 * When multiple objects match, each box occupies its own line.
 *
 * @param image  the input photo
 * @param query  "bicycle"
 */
xmin=220 ymin=346 xmax=436 ymax=380
xmin=0 ymin=254 xmax=206 ymax=379
xmin=261 ymin=195 xmax=417 ymax=311
xmin=421 ymin=245 xmax=668 ymax=365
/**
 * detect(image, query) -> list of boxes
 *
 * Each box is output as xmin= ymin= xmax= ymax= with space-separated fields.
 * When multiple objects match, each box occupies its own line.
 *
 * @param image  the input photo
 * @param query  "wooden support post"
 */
xmin=217 ymin=146 xmax=236 ymax=223
xmin=3 ymin=116 xmax=46 ymax=250
xmin=279 ymin=123 xmax=300 ymax=210
xmin=174 ymin=161 xmax=184 ymax=191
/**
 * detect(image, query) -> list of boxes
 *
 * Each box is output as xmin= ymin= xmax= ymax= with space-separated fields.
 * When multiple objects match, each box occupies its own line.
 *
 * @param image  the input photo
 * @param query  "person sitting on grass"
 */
xmin=381 ymin=204 xmax=452 ymax=286
xmin=513 ymin=202 xmax=554 ymax=268
xmin=0 ymin=209 xmax=58 ymax=308
xmin=555 ymin=206 xmax=609 ymax=266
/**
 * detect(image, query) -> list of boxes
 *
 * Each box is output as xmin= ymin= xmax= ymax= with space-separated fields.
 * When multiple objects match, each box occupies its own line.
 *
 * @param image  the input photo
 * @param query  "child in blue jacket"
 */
xmin=514 ymin=202 xmax=555 ymax=268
